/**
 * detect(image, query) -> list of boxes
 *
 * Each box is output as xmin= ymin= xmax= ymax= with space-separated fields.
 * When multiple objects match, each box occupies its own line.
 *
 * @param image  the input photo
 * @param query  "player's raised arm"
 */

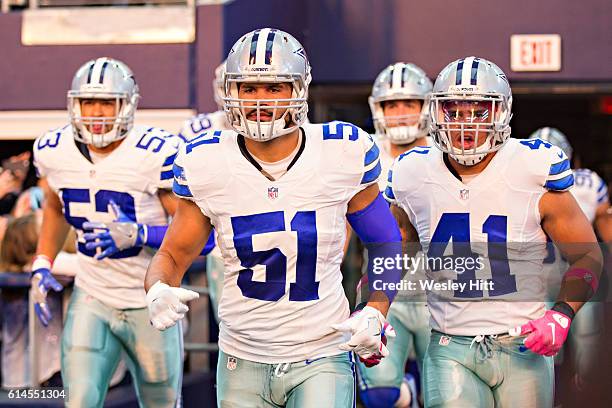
xmin=144 ymin=196 xmax=212 ymax=330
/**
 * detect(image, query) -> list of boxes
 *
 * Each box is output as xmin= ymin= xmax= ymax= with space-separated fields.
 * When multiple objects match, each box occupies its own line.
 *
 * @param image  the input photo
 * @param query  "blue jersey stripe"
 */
xmin=163 ymin=152 xmax=178 ymax=167
xmin=384 ymin=185 xmax=395 ymax=200
xmin=361 ymin=160 xmax=381 ymax=184
xmin=387 ymin=169 xmax=393 ymax=183
xmin=160 ymin=170 xmax=174 ymax=180
xmin=364 ymin=142 xmax=380 ymax=167
xmin=173 ymin=180 xmax=193 ymax=197
xmin=597 ymin=178 xmax=606 ymax=192
xmin=545 ymin=174 xmax=574 ymax=191
xmin=549 ymin=159 xmax=570 ymax=176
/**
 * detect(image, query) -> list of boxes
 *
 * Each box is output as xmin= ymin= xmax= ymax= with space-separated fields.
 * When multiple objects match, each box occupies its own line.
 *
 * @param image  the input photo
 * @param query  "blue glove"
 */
xmin=31 ymin=265 xmax=63 ymax=327
xmin=83 ymin=200 xmax=145 ymax=260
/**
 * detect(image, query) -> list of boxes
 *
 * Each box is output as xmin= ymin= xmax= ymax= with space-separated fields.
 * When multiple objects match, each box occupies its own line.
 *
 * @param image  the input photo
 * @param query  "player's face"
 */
xmin=238 ymin=82 xmax=293 ymax=122
xmin=440 ymin=100 xmax=493 ymax=150
xmin=80 ymin=98 xmax=118 ymax=134
xmin=382 ymin=99 xmax=422 ymax=126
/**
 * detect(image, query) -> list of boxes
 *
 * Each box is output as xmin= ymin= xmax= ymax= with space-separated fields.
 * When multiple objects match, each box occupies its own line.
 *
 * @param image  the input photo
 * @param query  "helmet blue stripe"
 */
xmin=388 ymin=67 xmax=394 ymax=88
xmin=86 ymin=63 xmax=94 ymax=84
xmin=455 ymin=59 xmax=464 ymax=85
xmin=470 ymin=58 xmax=480 ymax=85
xmin=264 ymin=30 xmax=276 ymax=65
xmin=400 ymin=65 xmax=407 ymax=88
xmin=99 ymin=61 xmax=109 ymax=84
xmin=249 ymin=30 xmax=261 ymax=65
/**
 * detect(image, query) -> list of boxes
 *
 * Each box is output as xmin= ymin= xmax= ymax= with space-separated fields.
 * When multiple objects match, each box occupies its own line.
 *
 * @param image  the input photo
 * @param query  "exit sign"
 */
xmin=510 ymin=34 xmax=561 ymax=72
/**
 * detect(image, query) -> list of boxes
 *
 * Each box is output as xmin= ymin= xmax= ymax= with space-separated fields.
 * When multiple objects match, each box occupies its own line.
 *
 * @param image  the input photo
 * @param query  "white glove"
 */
xmin=331 ymin=306 xmax=395 ymax=360
xmin=146 ymin=281 xmax=199 ymax=331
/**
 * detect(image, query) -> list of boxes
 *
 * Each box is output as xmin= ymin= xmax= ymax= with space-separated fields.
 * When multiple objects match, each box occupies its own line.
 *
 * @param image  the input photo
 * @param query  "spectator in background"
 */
xmin=0 ymin=152 xmax=31 ymax=216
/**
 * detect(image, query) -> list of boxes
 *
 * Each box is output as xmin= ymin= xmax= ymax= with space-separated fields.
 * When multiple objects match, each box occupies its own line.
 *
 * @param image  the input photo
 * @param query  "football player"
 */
xmin=32 ymin=57 xmax=186 ymax=407
xmin=356 ymin=62 xmax=433 ymax=408
xmin=177 ymin=60 xmax=231 ymax=320
xmin=144 ymin=28 xmax=402 ymax=407
xmin=528 ymin=127 xmax=609 ymax=389
xmin=386 ymin=57 xmax=602 ymax=407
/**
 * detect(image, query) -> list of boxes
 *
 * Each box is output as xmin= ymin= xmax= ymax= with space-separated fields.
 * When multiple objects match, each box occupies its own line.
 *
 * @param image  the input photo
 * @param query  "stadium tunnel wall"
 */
xmin=0 ymin=0 xmax=610 ymax=113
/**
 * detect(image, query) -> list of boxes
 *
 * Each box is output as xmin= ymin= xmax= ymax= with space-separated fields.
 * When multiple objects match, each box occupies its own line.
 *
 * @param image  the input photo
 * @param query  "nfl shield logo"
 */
xmin=227 ymin=356 xmax=237 ymax=371
xmin=268 ymin=186 xmax=279 ymax=200
xmin=460 ymin=189 xmax=469 ymax=200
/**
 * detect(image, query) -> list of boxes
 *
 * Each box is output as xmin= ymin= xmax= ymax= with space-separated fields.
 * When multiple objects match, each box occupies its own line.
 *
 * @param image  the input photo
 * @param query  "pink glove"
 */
xmin=509 ymin=310 xmax=572 ymax=356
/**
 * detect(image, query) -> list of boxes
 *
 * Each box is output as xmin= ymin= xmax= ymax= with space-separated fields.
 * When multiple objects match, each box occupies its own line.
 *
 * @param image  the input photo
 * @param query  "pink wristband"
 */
xmin=564 ymin=268 xmax=599 ymax=293
xmin=32 ymin=255 xmax=53 ymax=271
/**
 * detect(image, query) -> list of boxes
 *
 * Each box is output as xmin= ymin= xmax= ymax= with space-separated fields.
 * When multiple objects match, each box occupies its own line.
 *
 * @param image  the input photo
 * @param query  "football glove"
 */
xmin=83 ymin=200 xmax=145 ymax=260
xmin=146 ymin=281 xmax=199 ymax=331
xmin=31 ymin=256 xmax=63 ymax=327
xmin=331 ymin=306 xmax=395 ymax=366
xmin=509 ymin=309 xmax=572 ymax=356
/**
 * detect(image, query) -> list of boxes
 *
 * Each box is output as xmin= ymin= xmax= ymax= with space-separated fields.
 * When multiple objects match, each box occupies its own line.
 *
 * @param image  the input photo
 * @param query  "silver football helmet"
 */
xmin=213 ymin=60 xmax=226 ymax=109
xmin=528 ymin=127 xmax=573 ymax=159
xmin=223 ymin=28 xmax=311 ymax=141
xmin=369 ymin=62 xmax=432 ymax=144
xmin=68 ymin=57 xmax=139 ymax=148
xmin=430 ymin=57 xmax=512 ymax=166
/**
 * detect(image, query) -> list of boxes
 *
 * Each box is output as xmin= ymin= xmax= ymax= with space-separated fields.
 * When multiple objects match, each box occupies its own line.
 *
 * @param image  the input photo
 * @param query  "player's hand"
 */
xmin=31 ymin=266 xmax=63 ymax=327
xmin=331 ymin=306 xmax=396 ymax=366
xmin=82 ymin=200 xmax=145 ymax=260
xmin=509 ymin=310 xmax=572 ymax=356
xmin=146 ymin=281 xmax=199 ymax=331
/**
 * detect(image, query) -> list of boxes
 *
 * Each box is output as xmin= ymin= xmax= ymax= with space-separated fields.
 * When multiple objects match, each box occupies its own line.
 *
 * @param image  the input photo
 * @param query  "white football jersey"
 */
xmin=571 ymin=168 xmax=609 ymax=222
xmin=173 ymin=121 xmax=381 ymax=363
xmin=387 ymin=137 xmax=573 ymax=335
xmin=178 ymin=110 xmax=230 ymax=142
xmin=375 ymin=136 xmax=432 ymax=192
xmin=33 ymin=125 xmax=181 ymax=309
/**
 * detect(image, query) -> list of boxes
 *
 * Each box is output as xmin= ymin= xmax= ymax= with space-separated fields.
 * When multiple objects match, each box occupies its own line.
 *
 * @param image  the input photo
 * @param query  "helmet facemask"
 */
xmin=370 ymin=96 xmax=429 ymax=144
xmin=223 ymin=73 xmax=309 ymax=141
xmin=68 ymin=91 xmax=138 ymax=148
xmin=430 ymin=93 xmax=511 ymax=166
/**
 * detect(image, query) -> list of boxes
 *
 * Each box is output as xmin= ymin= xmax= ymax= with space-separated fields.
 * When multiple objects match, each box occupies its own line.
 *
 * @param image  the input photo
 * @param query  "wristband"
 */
xmin=32 ymin=255 xmax=53 ymax=271
xmin=552 ymin=301 xmax=575 ymax=321
xmin=564 ymin=268 xmax=599 ymax=294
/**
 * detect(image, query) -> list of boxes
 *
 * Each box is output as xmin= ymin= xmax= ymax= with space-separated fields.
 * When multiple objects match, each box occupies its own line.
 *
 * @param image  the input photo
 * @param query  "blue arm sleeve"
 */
xmin=347 ymin=193 xmax=402 ymax=302
xmin=144 ymin=225 xmax=216 ymax=256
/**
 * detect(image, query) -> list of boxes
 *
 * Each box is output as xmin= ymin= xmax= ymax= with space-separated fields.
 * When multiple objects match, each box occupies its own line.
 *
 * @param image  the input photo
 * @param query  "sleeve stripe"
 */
xmin=173 ymin=180 xmax=193 ymax=198
xmin=361 ymin=160 xmax=382 ymax=184
xmin=545 ymin=174 xmax=574 ymax=191
xmin=160 ymin=170 xmax=174 ymax=180
xmin=597 ymin=178 xmax=606 ymax=193
xmin=172 ymin=163 xmax=186 ymax=180
xmin=364 ymin=142 xmax=380 ymax=167
xmin=163 ymin=152 xmax=178 ymax=167
xmin=549 ymin=159 xmax=570 ymax=176
xmin=384 ymin=185 xmax=395 ymax=201
xmin=547 ymin=168 xmax=573 ymax=181
xmin=387 ymin=169 xmax=393 ymax=183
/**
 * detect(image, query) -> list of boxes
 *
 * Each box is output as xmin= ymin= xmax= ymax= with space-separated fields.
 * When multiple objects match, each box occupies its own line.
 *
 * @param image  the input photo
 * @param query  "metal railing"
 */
xmin=0 ymin=271 xmax=216 ymax=388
